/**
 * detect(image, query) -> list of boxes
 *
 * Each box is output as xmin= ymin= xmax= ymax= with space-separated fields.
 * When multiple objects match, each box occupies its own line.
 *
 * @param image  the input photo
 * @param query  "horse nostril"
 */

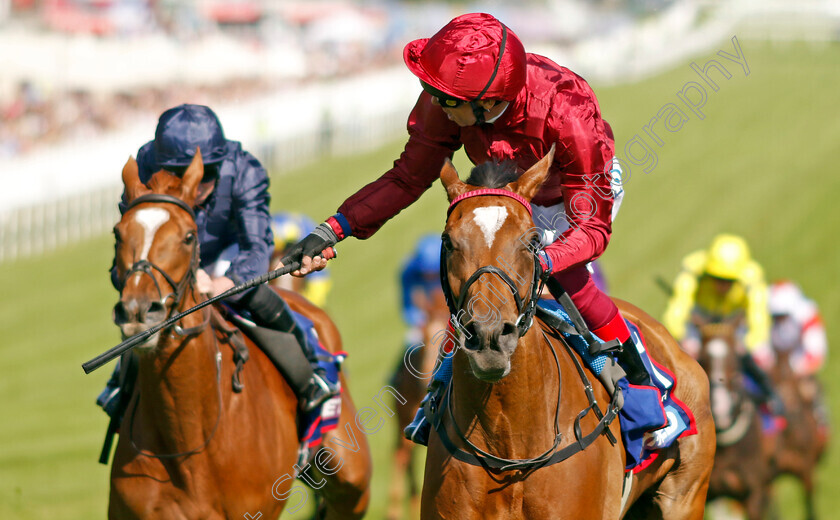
xmin=502 ymin=322 xmax=517 ymax=336
xmin=113 ymin=302 xmax=129 ymax=324
xmin=147 ymin=301 xmax=166 ymax=320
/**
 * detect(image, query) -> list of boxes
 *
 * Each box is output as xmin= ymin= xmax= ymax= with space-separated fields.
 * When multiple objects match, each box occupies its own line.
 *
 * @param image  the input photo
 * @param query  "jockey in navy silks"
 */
xmin=98 ymin=104 xmax=338 ymax=419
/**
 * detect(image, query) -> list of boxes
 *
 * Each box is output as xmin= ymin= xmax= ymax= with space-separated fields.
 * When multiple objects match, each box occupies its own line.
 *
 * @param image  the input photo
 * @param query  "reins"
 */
xmin=433 ymin=189 xmax=620 ymax=473
xmin=117 ymin=193 xmax=225 ymax=459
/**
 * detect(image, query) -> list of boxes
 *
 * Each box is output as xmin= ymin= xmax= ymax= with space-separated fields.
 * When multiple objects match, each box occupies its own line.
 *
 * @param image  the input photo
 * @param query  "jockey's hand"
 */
xmin=196 ymin=269 xmax=213 ymax=295
xmin=277 ymin=223 xmax=338 ymax=277
xmin=210 ymin=276 xmax=235 ymax=297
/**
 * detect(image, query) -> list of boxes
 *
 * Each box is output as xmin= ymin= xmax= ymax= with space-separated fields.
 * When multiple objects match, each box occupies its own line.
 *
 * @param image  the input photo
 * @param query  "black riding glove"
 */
xmin=280 ymin=223 xmax=339 ymax=268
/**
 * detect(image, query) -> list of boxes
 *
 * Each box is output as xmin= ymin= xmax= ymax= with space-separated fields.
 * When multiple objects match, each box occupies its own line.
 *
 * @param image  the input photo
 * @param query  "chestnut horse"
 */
xmin=696 ymin=320 xmax=770 ymax=520
xmin=769 ymin=347 xmax=828 ymax=520
xmin=109 ymin=151 xmax=371 ymax=519
xmin=387 ymin=287 xmax=450 ymax=520
xmin=421 ymin=149 xmax=716 ymax=519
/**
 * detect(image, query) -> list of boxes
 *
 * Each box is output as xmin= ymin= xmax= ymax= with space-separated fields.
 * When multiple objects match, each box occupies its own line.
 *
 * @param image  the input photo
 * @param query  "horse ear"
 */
xmin=440 ymin=158 xmax=468 ymax=202
xmin=180 ymin=147 xmax=204 ymax=204
xmin=122 ymin=156 xmax=149 ymax=201
xmin=507 ymin=144 xmax=555 ymax=201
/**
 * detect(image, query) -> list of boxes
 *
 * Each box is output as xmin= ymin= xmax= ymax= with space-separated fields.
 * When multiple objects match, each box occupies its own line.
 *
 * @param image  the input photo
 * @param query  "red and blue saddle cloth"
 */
xmin=291 ymin=311 xmax=345 ymax=466
xmin=536 ymin=300 xmax=697 ymax=472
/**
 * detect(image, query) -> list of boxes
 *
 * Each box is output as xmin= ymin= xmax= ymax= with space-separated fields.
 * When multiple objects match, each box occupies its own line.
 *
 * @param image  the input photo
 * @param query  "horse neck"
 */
xmin=450 ymin=329 xmax=559 ymax=458
xmin=135 ymin=287 xmax=219 ymax=452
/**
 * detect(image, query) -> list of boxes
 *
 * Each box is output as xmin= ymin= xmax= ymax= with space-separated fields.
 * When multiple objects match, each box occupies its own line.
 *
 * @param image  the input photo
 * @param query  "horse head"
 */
xmin=439 ymin=146 xmax=553 ymax=382
xmin=111 ymin=149 xmax=205 ymax=349
xmin=696 ymin=318 xmax=745 ymax=430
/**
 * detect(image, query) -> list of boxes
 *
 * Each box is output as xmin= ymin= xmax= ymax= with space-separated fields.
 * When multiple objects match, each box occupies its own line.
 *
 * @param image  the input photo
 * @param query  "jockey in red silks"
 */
xmin=281 ymin=13 xmax=652 ymax=444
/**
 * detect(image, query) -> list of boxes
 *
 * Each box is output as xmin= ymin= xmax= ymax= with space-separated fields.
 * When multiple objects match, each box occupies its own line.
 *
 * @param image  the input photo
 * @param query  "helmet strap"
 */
xmin=472 ymin=23 xmax=508 ymax=126
xmin=470 ymin=101 xmax=487 ymax=125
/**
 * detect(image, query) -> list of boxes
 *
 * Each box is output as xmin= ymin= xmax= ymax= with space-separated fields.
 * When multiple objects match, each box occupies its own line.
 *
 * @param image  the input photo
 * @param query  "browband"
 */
xmin=447 ymin=188 xmax=532 ymax=216
xmin=126 ymin=193 xmax=197 ymax=220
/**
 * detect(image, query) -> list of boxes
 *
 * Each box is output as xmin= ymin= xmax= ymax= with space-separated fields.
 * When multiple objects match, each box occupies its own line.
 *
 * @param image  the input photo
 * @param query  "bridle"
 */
xmin=118 ymin=193 xmax=207 ymax=337
xmin=119 ymin=192 xmax=221 ymax=459
xmin=440 ymin=189 xmax=544 ymax=338
xmin=433 ymin=188 xmax=619 ymax=472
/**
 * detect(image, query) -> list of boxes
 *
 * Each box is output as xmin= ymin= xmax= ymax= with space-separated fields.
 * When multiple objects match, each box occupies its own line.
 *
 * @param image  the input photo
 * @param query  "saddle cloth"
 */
xmin=536 ymin=300 xmax=697 ymax=471
xmin=291 ymin=311 xmax=345 ymax=466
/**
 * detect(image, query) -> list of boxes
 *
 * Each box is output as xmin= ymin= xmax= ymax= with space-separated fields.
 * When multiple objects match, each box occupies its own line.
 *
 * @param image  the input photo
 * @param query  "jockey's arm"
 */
xmin=662 ymin=259 xmax=701 ymax=342
xmin=335 ymin=93 xmax=461 ymax=240
xmin=742 ymin=262 xmax=770 ymax=353
xmin=539 ymin=95 xmax=615 ymax=274
xmin=226 ymin=155 xmax=273 ymax=296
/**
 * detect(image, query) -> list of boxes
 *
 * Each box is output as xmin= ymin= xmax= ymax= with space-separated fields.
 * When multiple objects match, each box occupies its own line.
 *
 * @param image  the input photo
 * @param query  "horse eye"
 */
xmin=113 ymin=227 xmax=121 ymax=242
xmin=184 ymin=232 xmax=196 ymax=245
xmin=441 ymin=234 xmax=453 ymax=252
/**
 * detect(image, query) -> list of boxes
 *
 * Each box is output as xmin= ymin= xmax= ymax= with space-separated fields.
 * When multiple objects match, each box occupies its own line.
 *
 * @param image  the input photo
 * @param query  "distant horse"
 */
xmin=696 ymin=320 xmax=770 ymax=520
xmin=769 ymin=346 xmax=828 ymax=520
xmin=387 ymin=287 xmax=449 ymax=520
xmin=421 ymin=149 xmax=716 ymax=520
xmin=108 ymin=151 xmax=371 ymax=519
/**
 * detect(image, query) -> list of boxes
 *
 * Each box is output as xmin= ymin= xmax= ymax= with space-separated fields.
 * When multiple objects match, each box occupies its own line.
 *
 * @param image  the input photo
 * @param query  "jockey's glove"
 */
xmin=281 ymin=223 xmax=339 ymax=268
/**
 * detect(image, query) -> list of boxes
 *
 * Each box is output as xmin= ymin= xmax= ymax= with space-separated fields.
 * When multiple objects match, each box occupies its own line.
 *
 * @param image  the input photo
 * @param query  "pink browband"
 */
xmin=447 ymin=188 xmax=532 ymax=216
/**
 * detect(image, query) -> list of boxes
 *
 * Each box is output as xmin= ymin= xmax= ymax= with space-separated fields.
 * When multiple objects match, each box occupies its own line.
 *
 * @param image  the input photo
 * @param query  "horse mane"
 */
xmin=465 ymin=160 xmax=522 ymax=189
xmin=146 ymin=170 xmax=185 ymax=196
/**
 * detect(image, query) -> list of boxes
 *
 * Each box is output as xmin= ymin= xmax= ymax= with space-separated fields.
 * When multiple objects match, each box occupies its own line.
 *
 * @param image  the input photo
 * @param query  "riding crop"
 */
xmin=81 ymin=252 xmax=330 ymax=374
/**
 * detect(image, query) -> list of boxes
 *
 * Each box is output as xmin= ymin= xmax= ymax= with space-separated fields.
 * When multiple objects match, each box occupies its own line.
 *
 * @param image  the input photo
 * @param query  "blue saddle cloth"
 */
xmin=537 ymin=300 xmax=696 ymax=471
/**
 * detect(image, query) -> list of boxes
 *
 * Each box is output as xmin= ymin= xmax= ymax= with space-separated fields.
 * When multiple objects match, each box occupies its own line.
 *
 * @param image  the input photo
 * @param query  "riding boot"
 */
xmin=740 ymin=353 xmax=785 ymax=416
xmin=243 ymin=285 xmax=339 ymax=412
xmin=404 ymin=353 xmax=453 ymax=446
xmin=593 ymin=314 xmax=653 ymax=387
xmin=96 ymin=351 xmax=138 ymax=421
xmin=616 ymin=337 xmax=654 ymax=387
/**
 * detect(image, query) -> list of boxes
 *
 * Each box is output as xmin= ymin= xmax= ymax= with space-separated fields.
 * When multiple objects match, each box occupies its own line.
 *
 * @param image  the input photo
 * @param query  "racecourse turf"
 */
xmin=1 ymin=40 xmax=838 ymax=519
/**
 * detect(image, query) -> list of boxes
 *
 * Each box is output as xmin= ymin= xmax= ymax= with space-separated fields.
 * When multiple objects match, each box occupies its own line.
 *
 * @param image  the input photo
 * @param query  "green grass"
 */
xmin=1 ymin=40 xmax=838 ymax=519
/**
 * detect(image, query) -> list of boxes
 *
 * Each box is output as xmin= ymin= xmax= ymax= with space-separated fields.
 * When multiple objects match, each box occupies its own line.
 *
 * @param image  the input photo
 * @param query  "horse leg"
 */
xmin=314 ymin=387 xmax=372 ymax=520
xmin=641 ymin=436 xmax=714 ymax=520
xmin=407 ymin=445 xmax=421 ymax=520
xmin=744 ymin=487 xmax=769 ymax=520
xmin=802 ymin=472 xmax=818 ymax=520
xmin=387 ymin=438 xmax=412 ymax=520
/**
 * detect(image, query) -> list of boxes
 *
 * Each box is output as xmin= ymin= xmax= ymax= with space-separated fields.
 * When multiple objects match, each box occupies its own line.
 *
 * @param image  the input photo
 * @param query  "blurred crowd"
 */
xmin=0 ymin=0 xmax=413 ymax=159
xmin=0 ymin=77 xmax=275 ymax=158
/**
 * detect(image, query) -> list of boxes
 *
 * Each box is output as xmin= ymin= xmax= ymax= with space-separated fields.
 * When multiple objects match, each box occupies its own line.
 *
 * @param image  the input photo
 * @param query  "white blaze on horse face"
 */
xmin=706 ymin=338 xmax=729 ymax=359
xmin=134 ymin=208 xmax=170 ymax=261
xmin=472 ymin=206 xmax=508 ymax=248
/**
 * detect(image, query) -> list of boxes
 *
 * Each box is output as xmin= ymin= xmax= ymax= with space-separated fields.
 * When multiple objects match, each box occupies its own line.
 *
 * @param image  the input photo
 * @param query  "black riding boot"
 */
xmin=616 ymin=337 xmax=654 ymax=387
xmin=243 ymin=285 xmax=339 ymax=412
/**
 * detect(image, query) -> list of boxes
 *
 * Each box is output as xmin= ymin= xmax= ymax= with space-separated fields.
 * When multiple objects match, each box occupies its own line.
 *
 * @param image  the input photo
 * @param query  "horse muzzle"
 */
xmin=462 ymin=321 xmax=519 ymax=382
xmin=113 ymin=298 xmax=168 ymax=348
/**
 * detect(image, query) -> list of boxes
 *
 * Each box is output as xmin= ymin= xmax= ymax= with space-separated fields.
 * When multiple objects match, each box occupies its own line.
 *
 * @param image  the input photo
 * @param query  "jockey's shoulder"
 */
xmin=739 ymin=260 xmax=766 ymax=286
xmin=681 ymin=250 xmax=707 ymax=275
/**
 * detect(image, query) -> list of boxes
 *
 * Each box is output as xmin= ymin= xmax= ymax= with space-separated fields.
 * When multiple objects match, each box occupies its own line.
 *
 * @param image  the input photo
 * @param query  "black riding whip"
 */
xmin=81 ymin=252 xmax=330 ymax=374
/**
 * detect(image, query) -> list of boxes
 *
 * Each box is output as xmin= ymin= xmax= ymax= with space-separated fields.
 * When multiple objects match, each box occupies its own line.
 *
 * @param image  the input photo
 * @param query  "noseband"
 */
xmin=119 ymin=193 xmax=204 ymax=336
xmin=441 ymin=189 xmax=544 ymax=338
